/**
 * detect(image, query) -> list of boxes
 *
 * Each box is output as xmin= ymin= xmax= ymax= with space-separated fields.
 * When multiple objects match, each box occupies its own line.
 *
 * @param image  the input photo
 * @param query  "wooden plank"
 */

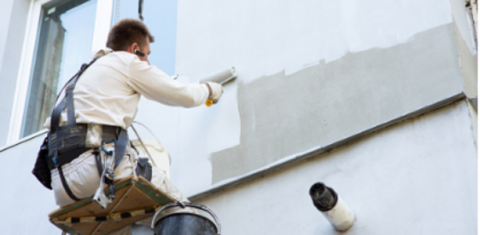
xmin=49 ymin=176 xmax=175 ymax=235
xmin=49 ymin=177 xmax=134 ymax=219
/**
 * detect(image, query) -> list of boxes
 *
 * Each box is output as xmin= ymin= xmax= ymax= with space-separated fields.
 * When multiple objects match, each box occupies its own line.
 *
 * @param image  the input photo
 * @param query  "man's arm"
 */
xmin=126 ymin=57 xmax=219 ymax=108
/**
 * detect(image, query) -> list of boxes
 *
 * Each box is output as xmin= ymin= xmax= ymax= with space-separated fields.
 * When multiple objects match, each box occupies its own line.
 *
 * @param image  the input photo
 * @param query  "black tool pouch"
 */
xmin=32 ymin=136 xmax=52 ymax=190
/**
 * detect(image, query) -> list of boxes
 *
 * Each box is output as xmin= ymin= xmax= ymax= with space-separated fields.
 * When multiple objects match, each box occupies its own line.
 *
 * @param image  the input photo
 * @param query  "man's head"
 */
xmin=106 ymin=18 xmax=154 ymax=64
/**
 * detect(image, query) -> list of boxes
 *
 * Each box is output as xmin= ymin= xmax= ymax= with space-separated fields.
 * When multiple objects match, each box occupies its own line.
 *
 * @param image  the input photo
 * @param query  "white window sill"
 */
xmin=0 ymin=129 xmax=48 ymax=153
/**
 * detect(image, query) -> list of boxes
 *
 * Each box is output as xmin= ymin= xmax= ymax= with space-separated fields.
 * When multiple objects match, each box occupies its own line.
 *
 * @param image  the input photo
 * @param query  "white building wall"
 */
xmin=153 ymin=0 xmax=471 ymax=196
xmin=167 ymin=0 xmax=477 ymax=234
xmin=0 ymin=0 xmax=476 ymax=234
xmin=0 ymin=132 xmax=59 ymax=234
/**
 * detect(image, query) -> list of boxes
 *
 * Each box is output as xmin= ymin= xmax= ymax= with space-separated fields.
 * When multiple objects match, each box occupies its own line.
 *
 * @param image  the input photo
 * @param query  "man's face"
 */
xmin=137 ymin=37 xmax=151 ymax=65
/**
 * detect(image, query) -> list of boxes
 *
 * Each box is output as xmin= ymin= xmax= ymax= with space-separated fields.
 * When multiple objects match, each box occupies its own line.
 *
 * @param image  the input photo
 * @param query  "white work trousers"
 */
xmin=50 ymin=143 xmax=187 ymax=234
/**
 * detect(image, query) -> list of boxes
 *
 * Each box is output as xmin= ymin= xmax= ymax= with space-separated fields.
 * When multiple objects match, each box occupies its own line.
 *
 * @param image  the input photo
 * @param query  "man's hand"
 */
xmin=204 ymin=82 xmax=223 ymax=106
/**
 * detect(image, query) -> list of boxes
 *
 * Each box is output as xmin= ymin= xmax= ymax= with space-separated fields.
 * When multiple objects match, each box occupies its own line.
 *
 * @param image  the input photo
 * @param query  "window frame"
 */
xmin=7 ymin=0 xmax=114 ymax=145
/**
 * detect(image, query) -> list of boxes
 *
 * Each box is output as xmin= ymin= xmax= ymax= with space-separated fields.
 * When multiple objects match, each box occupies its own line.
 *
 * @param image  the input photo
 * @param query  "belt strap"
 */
xmin=48 ymin=125 xmax=119 ymax=155
xmin=47 ymin=125 xmax=120 ymax=169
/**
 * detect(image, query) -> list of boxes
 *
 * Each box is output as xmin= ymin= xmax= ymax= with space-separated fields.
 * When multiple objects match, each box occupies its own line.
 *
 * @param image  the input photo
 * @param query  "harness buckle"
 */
xmin=52 ymin=151 xmax=59 ymax=168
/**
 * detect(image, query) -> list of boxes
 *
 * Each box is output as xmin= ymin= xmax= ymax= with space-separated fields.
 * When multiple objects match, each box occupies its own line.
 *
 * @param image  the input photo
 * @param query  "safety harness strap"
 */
xmin=50 ymin=99 xmax=66 ymax=134
xmin=50 ymin=58 xmax=99 ymax=133
xmin=58 ymin=161 xmax=80 ymax=201
xmin=94 ymin=149 xmax=103 ymax=176
xmin=114 ymin=130 xmax=129 ymax=167
xmin=135 ymin=158 xmax=152 ymax=181
xmin=48 ymin=58 xmax=101 ymax=202
xmin=65 ymin=88 xmax=76 ymax=126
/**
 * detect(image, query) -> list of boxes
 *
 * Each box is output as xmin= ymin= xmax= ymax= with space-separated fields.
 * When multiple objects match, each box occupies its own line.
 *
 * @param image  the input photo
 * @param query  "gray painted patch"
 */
xmin=211 ymin=23 xmax=463 ymax=183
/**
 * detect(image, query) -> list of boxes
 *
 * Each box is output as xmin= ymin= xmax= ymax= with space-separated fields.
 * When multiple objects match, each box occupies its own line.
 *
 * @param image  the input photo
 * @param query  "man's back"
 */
xmin=46 ymin=49 xmax=209 ymax=130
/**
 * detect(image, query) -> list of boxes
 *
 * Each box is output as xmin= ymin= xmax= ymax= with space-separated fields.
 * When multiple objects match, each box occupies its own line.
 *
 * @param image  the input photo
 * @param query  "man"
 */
xmin=45 ymin=18 xmax=223 ymax=234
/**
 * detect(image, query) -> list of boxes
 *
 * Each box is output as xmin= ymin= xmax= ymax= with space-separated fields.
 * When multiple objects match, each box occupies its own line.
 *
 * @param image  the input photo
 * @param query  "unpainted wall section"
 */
xmin=195 ymin=101 xmax=477 ymax=235
xmin=0 ymin=0 xmax=30 ymax=147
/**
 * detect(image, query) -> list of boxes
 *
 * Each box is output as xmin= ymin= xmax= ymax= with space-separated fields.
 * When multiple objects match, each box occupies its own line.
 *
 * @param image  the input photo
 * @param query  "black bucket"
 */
xmin=151 ymin=202 xmax=221 ymax=235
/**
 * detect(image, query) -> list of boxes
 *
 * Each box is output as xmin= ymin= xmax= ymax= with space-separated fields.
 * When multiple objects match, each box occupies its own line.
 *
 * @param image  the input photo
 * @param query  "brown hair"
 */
xmin=106 ymin=18 xmax=155 ymax=51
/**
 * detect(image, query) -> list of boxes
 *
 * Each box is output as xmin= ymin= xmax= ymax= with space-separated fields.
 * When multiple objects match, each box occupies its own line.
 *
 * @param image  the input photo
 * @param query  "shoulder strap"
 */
xmin=50 ymin=57 xmax=100 ymax=134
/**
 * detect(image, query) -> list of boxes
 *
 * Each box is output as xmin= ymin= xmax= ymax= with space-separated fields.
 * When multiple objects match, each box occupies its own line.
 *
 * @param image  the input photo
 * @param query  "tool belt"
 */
xmin=47 ymin=123 xmax=129 ymax=202
xmin=47 ymin=124 xmax=121 ymax=170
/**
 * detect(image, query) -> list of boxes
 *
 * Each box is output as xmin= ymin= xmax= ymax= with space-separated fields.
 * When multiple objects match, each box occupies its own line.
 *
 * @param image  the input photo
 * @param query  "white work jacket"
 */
xmin=44 ymin=48 xmax=210 ymax=130
xmin=46 ymin=48 xmax=197 ymax=207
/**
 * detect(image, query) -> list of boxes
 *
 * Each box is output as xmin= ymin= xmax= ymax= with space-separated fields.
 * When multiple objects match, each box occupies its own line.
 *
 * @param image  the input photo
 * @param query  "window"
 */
xmin=10 ymin=0 xmax=174 ymax=142
xmin=21 ymin=0 xmax=98 ymax=137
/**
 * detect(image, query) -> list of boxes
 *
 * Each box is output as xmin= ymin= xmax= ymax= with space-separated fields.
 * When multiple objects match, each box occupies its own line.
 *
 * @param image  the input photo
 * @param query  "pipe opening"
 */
xmin=309 ymin=182 xmax=338 ymax=212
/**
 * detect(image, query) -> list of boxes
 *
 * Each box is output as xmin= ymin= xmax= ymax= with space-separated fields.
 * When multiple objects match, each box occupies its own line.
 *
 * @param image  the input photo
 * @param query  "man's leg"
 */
xmin=51 ymin=143 xmax=136 ymax=207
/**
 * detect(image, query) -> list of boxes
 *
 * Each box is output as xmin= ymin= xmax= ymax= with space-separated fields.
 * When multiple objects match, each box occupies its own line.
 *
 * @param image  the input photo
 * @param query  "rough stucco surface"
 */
xmin=211 ymin=23 xmax=463 ymax=183
xmin=197 ymin=101 xmax=477 ymax=235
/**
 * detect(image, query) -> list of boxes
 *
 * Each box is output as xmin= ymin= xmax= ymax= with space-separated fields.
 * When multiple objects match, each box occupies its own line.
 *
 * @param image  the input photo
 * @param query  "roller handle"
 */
xmin=204 ymin=83 xmax=214 ymax=107
xmin=202 ymin=67 xmax=237 ymax=107
xmin=206 ymin=100 xmax=214 ymax=107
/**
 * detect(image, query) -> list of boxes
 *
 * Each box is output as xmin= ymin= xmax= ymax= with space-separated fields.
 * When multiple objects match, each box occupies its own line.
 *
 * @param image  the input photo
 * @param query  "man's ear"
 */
xmin=127 ymin=42 xmax=139 ymax=54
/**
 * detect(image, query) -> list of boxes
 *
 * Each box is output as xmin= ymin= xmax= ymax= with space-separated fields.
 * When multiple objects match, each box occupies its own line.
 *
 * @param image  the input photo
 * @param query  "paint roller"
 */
xmin=199 ymin=67 xmax=237 ymax=106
